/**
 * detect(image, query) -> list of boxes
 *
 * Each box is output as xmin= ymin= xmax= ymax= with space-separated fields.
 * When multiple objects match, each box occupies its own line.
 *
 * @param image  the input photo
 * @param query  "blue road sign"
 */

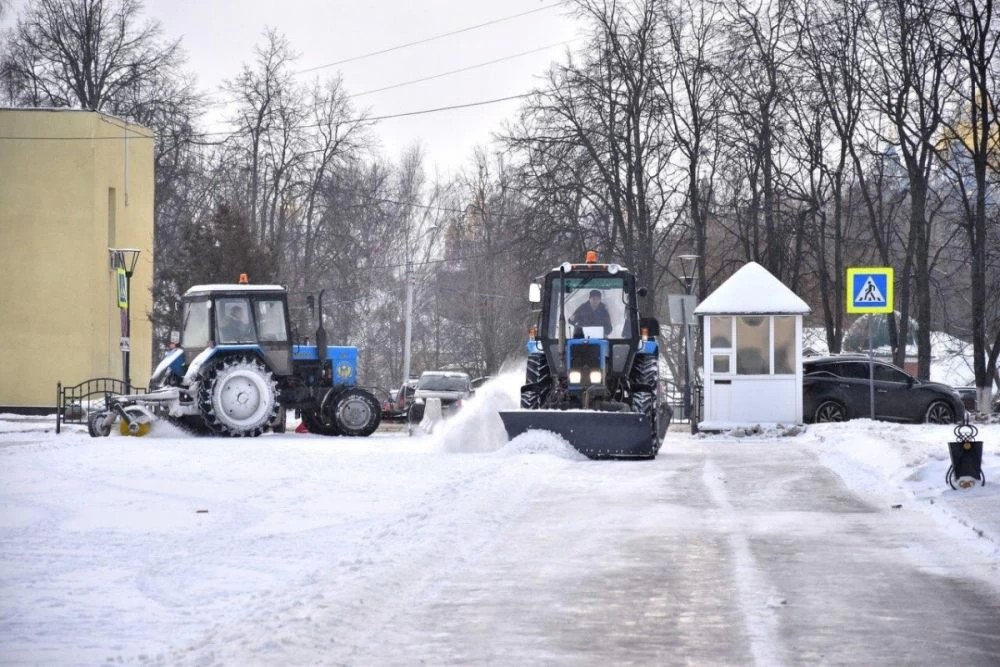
xmin=846 ymin=267 xmax=893 ymax=314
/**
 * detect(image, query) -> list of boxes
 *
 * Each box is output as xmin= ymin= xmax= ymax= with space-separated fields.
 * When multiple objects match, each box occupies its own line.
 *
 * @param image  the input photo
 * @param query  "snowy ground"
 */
xmin=1 ymin=374 xmax=999 ymax=665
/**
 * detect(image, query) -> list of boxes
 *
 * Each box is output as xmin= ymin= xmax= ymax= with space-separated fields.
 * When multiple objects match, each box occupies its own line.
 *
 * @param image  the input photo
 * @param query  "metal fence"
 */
xmin=56 ymin=378 xmax=145 ymax=434
xmin=660 ymin=379 xmax=703 ymax=425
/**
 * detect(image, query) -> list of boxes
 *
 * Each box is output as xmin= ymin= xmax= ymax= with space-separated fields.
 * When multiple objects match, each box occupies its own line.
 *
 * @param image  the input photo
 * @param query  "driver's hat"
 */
xmin=589 ymin=289 xmax=602 ymax=298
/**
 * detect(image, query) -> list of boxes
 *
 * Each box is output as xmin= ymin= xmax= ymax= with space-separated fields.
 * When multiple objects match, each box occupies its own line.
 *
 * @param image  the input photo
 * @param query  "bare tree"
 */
xmin=715 ymin=0 xmax=801 ymax=282
xmin=1 ymin=0 xmax=181 ymax=110
xmin=937 ymin=0 xmax=1000 ymax=409
xmin=793 ymin=0 xmax=871 ymax=353
xmin=508 ymin=0 xmax=679 ymax=311
xmin=223 ymin=28 xmax=297 ymax=243
xmin=660 ymin=0 xmax=726 ymax=300
xmin=297 ymin=77 xmax=371 ymax=290
xmin=859 ymin=0 xmax=957 ymax=378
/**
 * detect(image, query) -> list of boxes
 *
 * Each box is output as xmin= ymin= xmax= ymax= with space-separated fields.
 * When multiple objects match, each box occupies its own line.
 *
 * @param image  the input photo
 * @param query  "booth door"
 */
xmin=710 ymin=377 xmax=732 ymax=421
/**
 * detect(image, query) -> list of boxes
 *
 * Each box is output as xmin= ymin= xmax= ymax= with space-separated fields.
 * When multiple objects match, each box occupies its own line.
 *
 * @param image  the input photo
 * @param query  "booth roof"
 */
xmin=694 ymin=262 xmax=811 ymax=315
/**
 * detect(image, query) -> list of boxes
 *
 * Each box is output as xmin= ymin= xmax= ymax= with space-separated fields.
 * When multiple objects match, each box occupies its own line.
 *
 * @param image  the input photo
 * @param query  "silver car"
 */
xmin=408 ymin=371 xmax=473 ymax=428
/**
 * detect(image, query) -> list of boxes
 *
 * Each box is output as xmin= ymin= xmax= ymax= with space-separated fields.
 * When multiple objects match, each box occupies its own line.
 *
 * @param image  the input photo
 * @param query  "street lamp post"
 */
xmin=678 ymin=254 xmax=699 ymax=433
xmin=109 ymin=248 xmax=141 ymax=394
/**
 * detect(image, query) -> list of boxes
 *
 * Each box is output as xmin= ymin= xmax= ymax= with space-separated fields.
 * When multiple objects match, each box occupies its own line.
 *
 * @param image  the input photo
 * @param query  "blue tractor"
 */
xmin=499 ymin=253 xmax=671 ymax=459
xmin=88 ymin=281 xmax=381 ymax=438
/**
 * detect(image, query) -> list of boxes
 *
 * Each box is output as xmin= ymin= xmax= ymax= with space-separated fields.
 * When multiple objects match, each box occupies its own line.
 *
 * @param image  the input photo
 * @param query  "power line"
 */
xmin=293 ymin=3 xmax=562 ymax=75
xmin=353 ymin=40 xmax=576 ymax=98
xmin=0 ymin=93 xmax=532 ymax=141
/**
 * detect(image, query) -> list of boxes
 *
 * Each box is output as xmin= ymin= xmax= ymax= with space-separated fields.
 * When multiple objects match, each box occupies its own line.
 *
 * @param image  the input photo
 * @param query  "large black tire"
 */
xmin=300 ymin=408 xmax=340 ymax=435
xmin=269 ymin=407 xmax=288 ymax=433
xmin=521 ymin=353 xmax=552 ymax=409
xmin=170 ymin=415 xmax=215 ymax=435
xmin=330 ymin=388 xmax=381 ymax=437
xmin=629 ymin=354 xmax=660 ymax=446
xmin=198 ymin=356 xmax=279 ymax=437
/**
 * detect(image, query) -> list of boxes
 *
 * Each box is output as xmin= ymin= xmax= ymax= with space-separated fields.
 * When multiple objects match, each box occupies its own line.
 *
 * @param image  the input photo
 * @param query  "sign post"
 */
xmin=846 ymin=267 xmax=894 ymax=419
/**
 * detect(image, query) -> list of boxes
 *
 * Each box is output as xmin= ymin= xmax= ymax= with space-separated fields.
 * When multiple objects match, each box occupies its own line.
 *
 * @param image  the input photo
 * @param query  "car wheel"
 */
xmin=814 ymin=400 xmax=847 ymax=423
xmin=925 ymin=401 xmax=955 ymax=424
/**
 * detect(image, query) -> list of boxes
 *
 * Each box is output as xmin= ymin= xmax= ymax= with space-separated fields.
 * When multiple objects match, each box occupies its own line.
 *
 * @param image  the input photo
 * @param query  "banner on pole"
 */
xmin=116 ymin=267 xmax=128 ymax=309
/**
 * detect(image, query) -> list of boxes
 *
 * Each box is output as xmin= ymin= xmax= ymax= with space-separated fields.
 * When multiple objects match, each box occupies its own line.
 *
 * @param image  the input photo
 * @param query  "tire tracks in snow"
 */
xmin=702 ymin=457 xmax=786 ymax=667
xmin=154 ymin=453 xmax=553 ymax=666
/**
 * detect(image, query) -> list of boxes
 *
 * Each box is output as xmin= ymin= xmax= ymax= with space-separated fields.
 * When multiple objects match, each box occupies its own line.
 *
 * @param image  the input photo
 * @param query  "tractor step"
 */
xmin=499 ymin=409 xmax=658 ymax=460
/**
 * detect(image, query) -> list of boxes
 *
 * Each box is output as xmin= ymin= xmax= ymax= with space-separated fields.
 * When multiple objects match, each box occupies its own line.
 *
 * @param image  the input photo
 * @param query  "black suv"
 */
xmin=803 ymin=356 xmax=965 ymax=424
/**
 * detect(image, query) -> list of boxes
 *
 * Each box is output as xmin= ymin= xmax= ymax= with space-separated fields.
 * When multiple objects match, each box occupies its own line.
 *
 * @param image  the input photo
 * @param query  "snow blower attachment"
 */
xmin=499 ymin=252 xmax=671 ymax=459
xmin=88 ymin=281 xmax=381 ymax=438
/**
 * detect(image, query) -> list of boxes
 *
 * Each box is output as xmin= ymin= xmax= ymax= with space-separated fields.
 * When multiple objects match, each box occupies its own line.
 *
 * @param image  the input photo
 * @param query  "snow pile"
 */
xmin=807 ymin=420 xmax=1000 ymax=551
xmin=143 ymin=418 xmax=189 ymax=439
xmin=497 ymin=429 xmax=588 ymax=460
xmin=434 ymin=367 xmax=523 ymax=453
xmin=704 ymin=423 xmax=806 ymax=439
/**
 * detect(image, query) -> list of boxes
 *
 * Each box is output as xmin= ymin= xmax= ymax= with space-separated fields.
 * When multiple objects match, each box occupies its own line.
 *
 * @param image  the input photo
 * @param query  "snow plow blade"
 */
xmin=499 ymin=410 xmax=658 ymax=460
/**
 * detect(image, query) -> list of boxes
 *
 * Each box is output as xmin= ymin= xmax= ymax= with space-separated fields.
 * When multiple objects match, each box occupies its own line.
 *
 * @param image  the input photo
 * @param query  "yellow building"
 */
xmin=0 ymin=108 xmax=154 ymax=411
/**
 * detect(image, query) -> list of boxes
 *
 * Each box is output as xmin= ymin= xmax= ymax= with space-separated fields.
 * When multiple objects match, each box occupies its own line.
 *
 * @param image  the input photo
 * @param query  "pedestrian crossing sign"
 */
xmin=846 ymin=267 xmax=893 ymax=314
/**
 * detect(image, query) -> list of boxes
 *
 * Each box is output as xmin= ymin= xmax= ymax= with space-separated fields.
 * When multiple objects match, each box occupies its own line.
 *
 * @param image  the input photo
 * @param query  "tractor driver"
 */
xmin=569 ymin=289 xmax=613 ymax=337
xmin=220 ymin=304 xmax=253 ymax=341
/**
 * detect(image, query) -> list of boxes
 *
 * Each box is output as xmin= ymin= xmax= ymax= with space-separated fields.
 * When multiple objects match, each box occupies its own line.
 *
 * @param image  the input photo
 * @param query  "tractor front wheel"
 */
xmin=87 ymin=410 xmax=113 ymax=438
xmin=330 ymin=388 xmax=381 ymax=437
xmin=629 ymin=354 xmax=660 ymax=448
xmin=198 ymin=356 xmax=279 ymax=437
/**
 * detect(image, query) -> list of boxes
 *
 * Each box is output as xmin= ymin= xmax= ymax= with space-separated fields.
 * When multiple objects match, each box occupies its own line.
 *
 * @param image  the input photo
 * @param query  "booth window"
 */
xmin=773 ymin=316 xmax=795 ymax=374
xmin=736 ymin=316 xmax=770 ymax=374
xmin=710 ymin=316 xmax=732 ymax=348
xmin=713 ymin=355 xmax=731 ymax=373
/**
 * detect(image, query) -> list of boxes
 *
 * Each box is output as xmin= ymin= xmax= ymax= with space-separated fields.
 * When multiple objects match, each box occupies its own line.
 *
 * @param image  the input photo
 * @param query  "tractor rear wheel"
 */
xmin=198 ymin=356 xmax=279 ymax=437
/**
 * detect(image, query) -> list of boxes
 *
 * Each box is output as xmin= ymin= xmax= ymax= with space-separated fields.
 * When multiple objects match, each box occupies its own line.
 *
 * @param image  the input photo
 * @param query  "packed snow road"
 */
xmin=1 ymin=378 xmax=999 ymax=665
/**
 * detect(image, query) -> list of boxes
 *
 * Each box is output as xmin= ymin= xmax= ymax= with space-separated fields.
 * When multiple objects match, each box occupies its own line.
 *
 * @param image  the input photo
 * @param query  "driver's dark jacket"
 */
xmin=569 ymin=302 xmax=612 ymax=336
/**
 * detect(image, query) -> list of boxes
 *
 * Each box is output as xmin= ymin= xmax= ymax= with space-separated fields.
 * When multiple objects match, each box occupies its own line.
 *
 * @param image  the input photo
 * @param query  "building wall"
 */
xmin=0 ymin=109 xmax=154 ymax=409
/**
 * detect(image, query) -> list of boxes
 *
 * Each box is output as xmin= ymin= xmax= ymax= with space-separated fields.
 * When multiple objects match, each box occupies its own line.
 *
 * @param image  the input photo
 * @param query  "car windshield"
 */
xmin=546 ymin=276 xmax=632 ymax=339
xmin=418 ymin=376 xmax=469 ymax=392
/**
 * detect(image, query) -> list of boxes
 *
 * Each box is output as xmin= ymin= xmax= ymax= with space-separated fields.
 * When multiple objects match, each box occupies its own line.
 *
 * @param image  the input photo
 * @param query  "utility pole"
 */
xmin=402 ymin=260 xmax=414 ymax=385
xmin=401 ymin=224 xmax=440 ymax=385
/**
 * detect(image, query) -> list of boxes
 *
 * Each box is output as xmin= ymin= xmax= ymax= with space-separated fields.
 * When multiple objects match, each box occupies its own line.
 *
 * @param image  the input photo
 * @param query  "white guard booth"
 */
xmin=694 ymin=262 xmax=811 ymax=430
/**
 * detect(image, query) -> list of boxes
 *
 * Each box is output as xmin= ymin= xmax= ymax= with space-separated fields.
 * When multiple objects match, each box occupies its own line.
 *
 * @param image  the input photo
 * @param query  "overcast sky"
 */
xmin=3 ymin=1 xmax=581 ymax=174
xmin=146 ymin=1 xmax=585 ymax=175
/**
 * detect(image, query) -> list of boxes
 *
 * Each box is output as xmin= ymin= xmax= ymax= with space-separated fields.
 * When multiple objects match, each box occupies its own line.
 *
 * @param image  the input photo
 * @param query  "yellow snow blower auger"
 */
xmin=499 ymin=252 xmax=672 ymax=459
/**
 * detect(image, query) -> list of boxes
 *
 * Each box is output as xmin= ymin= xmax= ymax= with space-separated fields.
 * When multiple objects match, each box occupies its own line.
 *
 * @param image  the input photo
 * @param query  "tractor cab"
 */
xmin=179 ymin=284 xmax=293 ymax=376
xmin=530 ymin=255 xmax=650 ymax=396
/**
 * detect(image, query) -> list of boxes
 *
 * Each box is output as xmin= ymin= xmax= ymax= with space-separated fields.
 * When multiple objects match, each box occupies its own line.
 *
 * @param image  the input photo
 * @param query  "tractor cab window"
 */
xmin=181 ymin=299 xmax=211 ymax=348
xmin=254 ymin=299 xmax=288 ymax=342
xmin=547 ymin=277 xmax=632 ymax=339
xmin=216 ymin=297 xmax=256 ymax=344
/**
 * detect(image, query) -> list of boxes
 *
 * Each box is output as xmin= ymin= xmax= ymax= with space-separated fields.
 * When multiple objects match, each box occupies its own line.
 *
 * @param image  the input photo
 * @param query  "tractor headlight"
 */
xmin=568 ymin=371 xmax=582 ymax=384
xmin=589 ymin=370 xmax=603 ymax=384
